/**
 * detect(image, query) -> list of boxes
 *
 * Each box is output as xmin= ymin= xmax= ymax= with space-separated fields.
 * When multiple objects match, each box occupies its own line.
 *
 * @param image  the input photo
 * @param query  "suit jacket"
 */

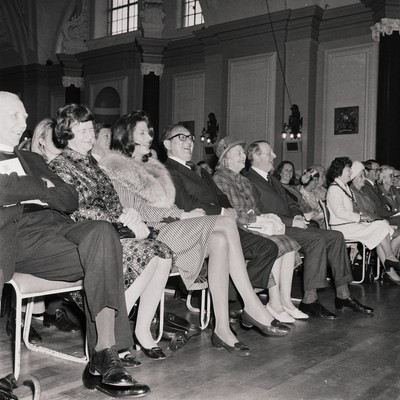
xmin=0 ymin=148 xmax=78 ymax=285
xmin=164 ymin=158 xmax=231 ymax=215
xmin=361 ymin=180 xmax=393 ymax=219
xmin=244 ymin=167 xmax=302 ymax=227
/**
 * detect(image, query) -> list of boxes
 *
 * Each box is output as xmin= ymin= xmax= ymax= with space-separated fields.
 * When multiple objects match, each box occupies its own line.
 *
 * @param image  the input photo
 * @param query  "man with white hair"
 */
xmin=245 ymin=140 xmax=373 ymax=319
xmin=0 ymin=92 xmax=149 ymax=397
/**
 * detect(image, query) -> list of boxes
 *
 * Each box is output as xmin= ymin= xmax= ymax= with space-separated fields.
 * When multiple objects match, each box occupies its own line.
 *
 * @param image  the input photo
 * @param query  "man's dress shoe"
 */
xmin=6 ymin=316 xmax=42 ymax=344
xmin=43 ymin=308 xmax=80 ymax=333
xmin=334 ymin=296 xmax=374 ymax=314
xmin=89 ymin=345 xmax=136 ymax=386
xmin=141 ymin=347 xmax=166 ymax=360
xmin=299 ymin=300 xmax=337 ymax=319
xmin=83 ymin=364 xmax=150 ymax=397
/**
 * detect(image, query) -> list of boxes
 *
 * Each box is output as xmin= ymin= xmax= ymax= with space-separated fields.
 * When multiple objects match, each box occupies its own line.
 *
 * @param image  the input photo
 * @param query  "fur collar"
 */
xmin=99 ymin=152 xmax=176 ymax=208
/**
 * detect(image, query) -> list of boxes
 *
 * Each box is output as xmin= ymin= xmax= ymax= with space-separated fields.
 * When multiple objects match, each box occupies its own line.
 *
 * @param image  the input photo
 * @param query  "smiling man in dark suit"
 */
xmin=244 ymin=140 xmax=373 ymax=319
xmin=163 ymin=124 xmax=279 ymax=314
xmin=0 ymin=92 xmax=149 ymax=397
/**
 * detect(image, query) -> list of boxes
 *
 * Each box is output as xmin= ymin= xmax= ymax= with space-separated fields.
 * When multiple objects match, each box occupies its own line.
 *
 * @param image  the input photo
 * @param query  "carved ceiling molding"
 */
xmin=371 ymin=18 xmax=400 ymax=41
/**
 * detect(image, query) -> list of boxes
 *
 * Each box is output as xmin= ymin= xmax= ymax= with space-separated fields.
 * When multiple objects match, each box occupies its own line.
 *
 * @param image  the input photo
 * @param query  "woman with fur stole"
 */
xmin=98 ymin=111 xmax=291 ymax=358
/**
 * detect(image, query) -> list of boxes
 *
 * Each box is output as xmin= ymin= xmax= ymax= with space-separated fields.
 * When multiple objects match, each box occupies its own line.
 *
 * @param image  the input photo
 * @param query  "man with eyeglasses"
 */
xmin=362 ymin=159 xmax=400 ymax=226
xmin=163 ymin=124 xmax=279 ymax=316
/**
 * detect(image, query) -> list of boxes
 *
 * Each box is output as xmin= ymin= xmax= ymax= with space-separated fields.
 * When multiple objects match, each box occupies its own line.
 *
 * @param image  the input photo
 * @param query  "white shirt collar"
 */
xmin=251 ymin=166 xmax=269 ymax=181
xmin=0 ymin=144 xmax=14 ymax=153
xmin=170 ymin=156 xmax=191 ymax=169
xmin=365 ymin=178 xmax=375 ymax=185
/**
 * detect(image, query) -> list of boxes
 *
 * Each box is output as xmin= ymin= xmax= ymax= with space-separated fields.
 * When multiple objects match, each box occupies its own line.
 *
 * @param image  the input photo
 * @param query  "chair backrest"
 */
xmin=319 ymin=199 xmax=331 ymax=230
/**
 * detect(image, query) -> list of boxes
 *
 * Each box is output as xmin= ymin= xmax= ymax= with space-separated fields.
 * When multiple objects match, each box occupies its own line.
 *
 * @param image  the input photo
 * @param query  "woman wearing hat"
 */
xmin=213 ymin=138 xmax=308 ymax=322
xmin=326 ymin=157 xmax=400 ymax=284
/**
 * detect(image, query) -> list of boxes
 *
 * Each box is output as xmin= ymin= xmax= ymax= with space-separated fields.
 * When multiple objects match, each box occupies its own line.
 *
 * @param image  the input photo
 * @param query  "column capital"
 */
xmin=62 ymin=76 xmax=84 ymax=89
xmin=140 ymin=62 xmax=164 ymax=77
xmin=371 ymin=18 xmax=400 ymax=41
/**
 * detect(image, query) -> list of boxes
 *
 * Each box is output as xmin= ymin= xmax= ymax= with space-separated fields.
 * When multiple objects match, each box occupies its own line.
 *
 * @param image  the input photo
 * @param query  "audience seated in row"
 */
xmin=3 ymin=92 xmax=389 ymax=397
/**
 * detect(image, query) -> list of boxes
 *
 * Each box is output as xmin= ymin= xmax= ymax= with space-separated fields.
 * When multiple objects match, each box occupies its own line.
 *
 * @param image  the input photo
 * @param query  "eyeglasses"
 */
xmin=167 ymin=133 xmax=195 ymax=142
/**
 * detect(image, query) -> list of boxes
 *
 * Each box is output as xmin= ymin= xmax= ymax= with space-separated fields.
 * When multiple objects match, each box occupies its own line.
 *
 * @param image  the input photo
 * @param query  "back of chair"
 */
xmin=318 ymin=199 xmax=331 ymax=230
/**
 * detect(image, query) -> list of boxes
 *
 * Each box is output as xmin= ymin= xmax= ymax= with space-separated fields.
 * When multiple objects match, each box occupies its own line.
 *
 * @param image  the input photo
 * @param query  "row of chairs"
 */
xmin=3 ymin=269 xmax=211 ymax=380
xmin=6 ymin=202 xmax=383 ymax=379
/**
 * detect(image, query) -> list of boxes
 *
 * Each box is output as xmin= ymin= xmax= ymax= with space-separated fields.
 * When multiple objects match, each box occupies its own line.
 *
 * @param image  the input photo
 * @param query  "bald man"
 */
xmin=0 ymin=92 xmax=149 ymax=397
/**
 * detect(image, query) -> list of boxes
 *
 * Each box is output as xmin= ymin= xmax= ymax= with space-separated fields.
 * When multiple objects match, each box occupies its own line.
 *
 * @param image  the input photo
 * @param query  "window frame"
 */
xmin=182 ymin=0 xmax=204 ymax=28
xmin=108 ymin=0 xmax=139 ymax=36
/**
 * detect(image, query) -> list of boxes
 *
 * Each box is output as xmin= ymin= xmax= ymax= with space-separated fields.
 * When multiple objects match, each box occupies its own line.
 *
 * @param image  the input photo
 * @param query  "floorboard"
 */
xmin=2 ymin=274 xmax=400 ymax=399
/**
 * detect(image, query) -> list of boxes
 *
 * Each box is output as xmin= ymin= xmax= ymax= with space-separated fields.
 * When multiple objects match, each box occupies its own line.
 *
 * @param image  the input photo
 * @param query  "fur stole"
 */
xmin=99 ymin=151 xmax=176 ymax=208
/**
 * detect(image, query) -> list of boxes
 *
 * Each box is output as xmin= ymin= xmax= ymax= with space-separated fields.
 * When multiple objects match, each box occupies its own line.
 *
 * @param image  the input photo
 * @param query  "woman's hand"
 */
xmin=130 ymin=221 xmax=151 ymax=240
xmin=181 ymin=208 xmax=206 ymax=219
xmin=119 ymin=208 xmax=143 ymax=227
xmin=360 ymin=214 xmax=372 ymax=223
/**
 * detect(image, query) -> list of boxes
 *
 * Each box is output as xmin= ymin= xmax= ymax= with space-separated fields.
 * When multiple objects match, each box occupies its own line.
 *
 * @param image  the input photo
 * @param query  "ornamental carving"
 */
xmin=371 ymin=18 xmax=400 ymax=42
xmin=62 ymin=0 xmax=88 ymax=53
xmin=62 ymin=76 xmax=84 ymax=89
xmin=140 ymin=63 xmax=164 ymax=77
xmin=140 ymin=0 xmax=165 ymax=38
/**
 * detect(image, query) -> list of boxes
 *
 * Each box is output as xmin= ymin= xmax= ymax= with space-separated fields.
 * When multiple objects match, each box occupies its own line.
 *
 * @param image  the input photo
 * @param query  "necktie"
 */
xmin=186 ymin=161 xmax=202 ymax=177
xmin=185 ymin=161 xmax=196 ymax=171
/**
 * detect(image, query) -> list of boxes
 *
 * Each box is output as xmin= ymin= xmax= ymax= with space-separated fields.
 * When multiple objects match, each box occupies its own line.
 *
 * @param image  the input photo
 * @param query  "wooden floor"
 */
xmin=2 ymin=274 xmax=400 ymax=400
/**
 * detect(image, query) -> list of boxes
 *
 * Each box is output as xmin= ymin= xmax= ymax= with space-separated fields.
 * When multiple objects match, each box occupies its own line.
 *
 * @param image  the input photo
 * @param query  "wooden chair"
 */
xmin=5 ymin=273 xmax=87 ymax=379
xmin=319 ymin=199 xmax=381 ymax=284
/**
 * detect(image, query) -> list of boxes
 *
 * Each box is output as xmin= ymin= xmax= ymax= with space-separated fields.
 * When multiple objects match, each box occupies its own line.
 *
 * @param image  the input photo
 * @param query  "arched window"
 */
xmin=108 ymin=0 xmax=139 ymax=35
xmin=182 ymin=0 xmax=204 ymax=27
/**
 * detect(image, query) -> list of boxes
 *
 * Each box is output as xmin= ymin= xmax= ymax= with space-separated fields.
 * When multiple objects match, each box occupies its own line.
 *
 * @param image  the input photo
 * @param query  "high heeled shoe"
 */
xmin=241 ymin=310 xmax=290 ymax=336
xmin=384 ymin=268 xmax=400 ymax=286
xmin=384 ymin=260 xmax=400 ymax=273
xmin=211 ymin=332 xmax=252 ymax=357
xmin=266 ymin=303 xmax=295 ymax=323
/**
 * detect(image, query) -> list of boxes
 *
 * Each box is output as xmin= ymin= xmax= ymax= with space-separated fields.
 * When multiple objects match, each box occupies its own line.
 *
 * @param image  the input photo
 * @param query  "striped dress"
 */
xmin=100 ymin=153 xmax=218 ymax=289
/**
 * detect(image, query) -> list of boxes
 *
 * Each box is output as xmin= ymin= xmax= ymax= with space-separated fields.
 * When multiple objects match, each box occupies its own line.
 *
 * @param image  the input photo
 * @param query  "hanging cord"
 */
xmin=264 ymin=0 xmax=292 ymax=107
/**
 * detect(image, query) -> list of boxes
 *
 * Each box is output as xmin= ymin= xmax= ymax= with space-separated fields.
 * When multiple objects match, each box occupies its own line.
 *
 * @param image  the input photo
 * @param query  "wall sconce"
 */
xmin=201 ymin=112 xmax=219 ymax=144
xmin=282 ymin=104 xmax=303 ymax=140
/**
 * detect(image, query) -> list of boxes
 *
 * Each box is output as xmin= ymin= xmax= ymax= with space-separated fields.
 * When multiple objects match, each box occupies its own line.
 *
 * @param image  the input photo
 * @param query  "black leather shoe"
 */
xmin=335 ymin=296 xmax=374 ymax=314
xmin=119 ymin=353 xmax=141 ymax=368
xmin=385 ymin=259 xmax=400 ymax=272
xmin=211 ymin=332 xmax=252 ymax=357
xmin=6 ymin=316 xmax=42 ymax=344
xmin=43 ymin=308 xmax=80 ymax=333
xmin=83 ymin=364 xmax=150 ymax=397
xmin=89 ymin=346 xmax=135 ymax=386
xmin=299 ymin=300 xmax=337 ymax=320
xmin=141 ymin=347 xmax=166 ymax=360
xmin=241 ymin=310 xmax=290 ymax=336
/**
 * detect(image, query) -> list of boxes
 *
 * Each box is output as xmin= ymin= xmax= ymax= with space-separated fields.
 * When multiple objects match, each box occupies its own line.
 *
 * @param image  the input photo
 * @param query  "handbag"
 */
xmin=112 ymin=222 xmax=159 ymax=240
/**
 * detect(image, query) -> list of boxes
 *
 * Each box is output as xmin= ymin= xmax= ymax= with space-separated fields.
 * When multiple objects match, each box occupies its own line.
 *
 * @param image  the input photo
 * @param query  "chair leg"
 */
xmin=23 ymin=296 xmax=87 ymax=364
xmin=351 ymin=244 xmax=366 ymax=284
xmin=155 ymin=292 xmax=165 ymax=344
xmin=199 ymin=289 xmax=211 ymax=330
xmin=13 ymin=292 xmax=23 ymax=380
xmin=186 ymin=291 xmax=200 ymax=313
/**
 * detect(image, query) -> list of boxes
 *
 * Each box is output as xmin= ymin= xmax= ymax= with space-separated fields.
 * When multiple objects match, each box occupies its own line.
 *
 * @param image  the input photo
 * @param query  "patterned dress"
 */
xmin=49 ymin=147 xmax=174 ymax=290
xmin=213 ymin=167 xmax=302 ymax=267
xmin=99 ymin=153 xmax=218 ymax=289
